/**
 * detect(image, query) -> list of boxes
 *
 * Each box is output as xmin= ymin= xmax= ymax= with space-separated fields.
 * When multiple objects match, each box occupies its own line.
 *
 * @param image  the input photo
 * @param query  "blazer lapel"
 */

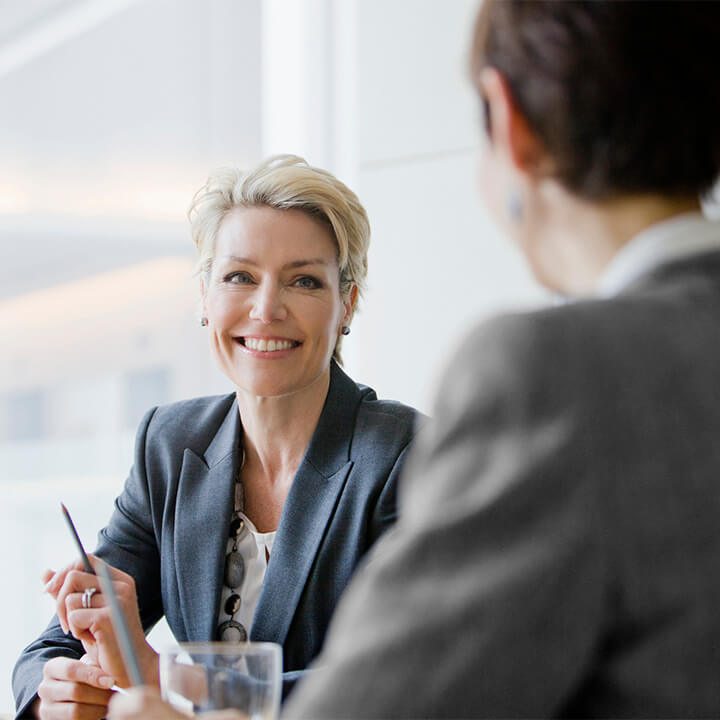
xmin=175 ymin=397 xmax=242 ymax=641
xmin=250 ymin=362 xmax=362 ymax=645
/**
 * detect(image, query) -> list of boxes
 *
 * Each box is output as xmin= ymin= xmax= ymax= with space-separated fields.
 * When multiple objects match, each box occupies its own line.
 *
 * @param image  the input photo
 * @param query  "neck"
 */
xmin=235 ymin=367 xmax=331 ymax=482
xmin=529 ymin=185 xmax=702 ymax=295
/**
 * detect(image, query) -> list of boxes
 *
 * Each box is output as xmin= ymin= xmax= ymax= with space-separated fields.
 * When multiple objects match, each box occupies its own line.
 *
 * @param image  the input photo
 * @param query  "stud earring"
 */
xmin=200 ymin=317 xmax=208 ymax=327
xmin=507 ymin=187 xmax=524 ymax=222
xmin=341 ymin=326 xmax=351 ymax=336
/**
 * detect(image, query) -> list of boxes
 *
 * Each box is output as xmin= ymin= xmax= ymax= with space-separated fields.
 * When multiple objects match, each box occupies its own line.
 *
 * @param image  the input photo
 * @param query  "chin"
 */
xmin=235 ymin=374 xmax=297 ymax=399
xmin=227 ymin=358 xmax=332 ymax=400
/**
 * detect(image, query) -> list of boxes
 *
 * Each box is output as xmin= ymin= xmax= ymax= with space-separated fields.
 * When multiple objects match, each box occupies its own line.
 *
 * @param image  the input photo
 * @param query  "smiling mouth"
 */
xmin=236 ymin=337 xmax=301 ymax=352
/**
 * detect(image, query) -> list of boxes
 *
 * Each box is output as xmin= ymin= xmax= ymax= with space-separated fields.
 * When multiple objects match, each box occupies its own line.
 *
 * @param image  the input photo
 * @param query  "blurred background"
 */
xmin=0 ymin=0 xmax=549 ymax=710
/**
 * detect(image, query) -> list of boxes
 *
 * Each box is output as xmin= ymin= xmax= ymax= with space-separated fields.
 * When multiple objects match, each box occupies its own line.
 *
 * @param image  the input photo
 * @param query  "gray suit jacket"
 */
xmin=13 ymin=361 xmax=421 ymax=717
xmin=285 ymin=253 xmax=720 ymax=718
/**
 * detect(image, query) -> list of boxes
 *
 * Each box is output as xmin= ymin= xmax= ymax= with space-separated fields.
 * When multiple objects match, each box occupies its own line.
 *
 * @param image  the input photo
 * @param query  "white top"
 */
xmin=596 ymin=211 xmax=720 ymax=297
xmin=218 ymin=511 xmax=276 ymax=636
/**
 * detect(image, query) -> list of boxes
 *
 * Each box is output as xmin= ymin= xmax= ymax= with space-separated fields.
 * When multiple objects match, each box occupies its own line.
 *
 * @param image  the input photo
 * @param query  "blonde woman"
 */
xmin=13 ymin=155 xmax=422 ymax=720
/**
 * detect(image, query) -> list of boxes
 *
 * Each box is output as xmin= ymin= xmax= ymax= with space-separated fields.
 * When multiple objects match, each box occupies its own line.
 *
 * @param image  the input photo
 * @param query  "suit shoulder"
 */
xmin=447 ymin=307 xmax=569 ymax=379
xmin=141 ymin=393 xmax=236 ymax=447
xmin=436 ymin=291 xmax=696 ymax=420
xmin=353 ymin=385 xmax=425 ymax=452
xmin=434 ymin=302 xmax=625 ymax=417
xmin=453 ymin=296 xmax=657 ymax=372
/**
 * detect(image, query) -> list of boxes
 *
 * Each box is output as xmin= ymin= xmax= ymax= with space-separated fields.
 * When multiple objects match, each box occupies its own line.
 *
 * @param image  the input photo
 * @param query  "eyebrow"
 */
xmin=221 ymin=255 xmax=331 ymax=270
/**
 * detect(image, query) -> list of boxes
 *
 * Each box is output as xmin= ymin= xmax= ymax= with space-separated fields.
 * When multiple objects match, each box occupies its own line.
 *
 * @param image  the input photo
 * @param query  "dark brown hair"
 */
xmin=471 ymin=1 xmax=720 ymax=201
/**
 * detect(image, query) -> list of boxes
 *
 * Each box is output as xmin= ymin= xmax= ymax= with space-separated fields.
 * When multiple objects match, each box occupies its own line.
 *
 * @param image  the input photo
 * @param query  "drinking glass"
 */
xmin=160 ymin=642 xmax=282 ymax=719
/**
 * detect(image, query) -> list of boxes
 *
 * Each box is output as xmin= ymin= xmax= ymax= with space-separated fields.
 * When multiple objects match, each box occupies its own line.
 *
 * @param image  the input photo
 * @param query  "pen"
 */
xmin=60 ymin=502 xmax=95 ymax=575
xmin=96 ymin=562 xmax=144 ymax=687
xmin=60 ymin=503 xmax=144 ymax=686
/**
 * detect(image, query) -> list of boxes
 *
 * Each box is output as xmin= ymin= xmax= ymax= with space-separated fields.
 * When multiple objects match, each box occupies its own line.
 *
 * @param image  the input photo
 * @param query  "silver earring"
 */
xmin=200 ymin=317 xmax=208 ymax=327
xmin=341 ymin=326 xmax=351 ymax=336
xmin=507 ymin=188 xmax=524 ymax=221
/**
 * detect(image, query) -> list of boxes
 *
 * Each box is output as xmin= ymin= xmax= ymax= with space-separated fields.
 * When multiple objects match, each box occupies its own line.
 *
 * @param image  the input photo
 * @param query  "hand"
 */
xmin=108 ymin=687 xmax=248 ymax=720
xmin=107 ymin=688 xmax=184 ymax=720
xmin=36 ymin=655 xmax=114 ymax=720
xmin=43 ymin=556 xmax=159 ymax=688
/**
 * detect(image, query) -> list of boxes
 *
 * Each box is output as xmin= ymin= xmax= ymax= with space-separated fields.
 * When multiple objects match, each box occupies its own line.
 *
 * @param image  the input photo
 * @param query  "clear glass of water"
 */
xmin=160 ymin=642 xmax=282 ymax=719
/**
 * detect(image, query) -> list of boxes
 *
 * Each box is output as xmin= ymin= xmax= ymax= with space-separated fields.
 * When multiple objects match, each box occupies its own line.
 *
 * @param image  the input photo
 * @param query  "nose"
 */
xmin=248 ymin=280 xmax=287 ymax=324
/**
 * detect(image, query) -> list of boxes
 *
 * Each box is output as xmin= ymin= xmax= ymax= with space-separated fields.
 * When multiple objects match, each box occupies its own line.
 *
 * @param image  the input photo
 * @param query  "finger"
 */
xmin=56 ymin=571 xmax=101 ymax=634
xmin=90 ymin=556 xmax=137 ymax=593
xmin=66 ymin=605 xmax=112 ymax=646
xmin=55 ymin=570 xmax=98 ymax=632
xmin=38 ymin=698 xmax=110 ymax=720
xmin=44 ymin=560 xmax=86 ymax=597
xmin=38 ymin=675 xmax=114 ymax=706
xmin=66 ymin=589 xmax=107 ymax=614
xmin=69 ymin=577 xmax=134 ymax=608
xmin=42 ymin=568 xmax=55 ymax=586
xmin=65 ymin=579 xmax=136 ymax=642
xmin=170 ymin=662 xmax=209 ymax=705
xmin=44 ymin=656 xmax=115 ymax=689
xmin=107 ymin=687 xmax=181 ymax=720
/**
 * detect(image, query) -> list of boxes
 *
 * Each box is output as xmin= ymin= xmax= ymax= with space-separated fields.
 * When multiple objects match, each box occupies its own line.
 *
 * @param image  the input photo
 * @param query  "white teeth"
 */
xmin=244 ymin=338 xmax=295 ymax=352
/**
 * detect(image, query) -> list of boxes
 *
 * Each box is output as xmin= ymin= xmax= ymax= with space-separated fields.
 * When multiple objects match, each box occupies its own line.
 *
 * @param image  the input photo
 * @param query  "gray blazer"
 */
xmin=13 ymin=361 xmax=421 ymax=717
xmin=285 ymin=253 xmax=720 ymax=718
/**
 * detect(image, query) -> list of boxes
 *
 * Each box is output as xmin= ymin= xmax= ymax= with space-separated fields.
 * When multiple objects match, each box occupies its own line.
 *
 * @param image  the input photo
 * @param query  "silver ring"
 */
xmin=82 ymin=587 xmax=97 ymax=609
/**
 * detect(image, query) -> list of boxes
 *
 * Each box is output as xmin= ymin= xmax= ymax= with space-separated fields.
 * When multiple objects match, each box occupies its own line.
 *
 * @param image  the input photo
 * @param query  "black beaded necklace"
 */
xmin=216 ymin=449 xmax=248 ymax=642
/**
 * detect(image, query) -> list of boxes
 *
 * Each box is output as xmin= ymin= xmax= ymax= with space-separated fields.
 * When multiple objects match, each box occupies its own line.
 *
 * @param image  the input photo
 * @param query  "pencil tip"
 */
xmin=60 ymin=502 xmax=68 ymax=514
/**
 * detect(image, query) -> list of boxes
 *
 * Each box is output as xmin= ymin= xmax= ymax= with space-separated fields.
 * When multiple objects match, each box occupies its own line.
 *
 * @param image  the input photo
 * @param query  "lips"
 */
xmin=236 ymin=337 xmax=301 ymax=352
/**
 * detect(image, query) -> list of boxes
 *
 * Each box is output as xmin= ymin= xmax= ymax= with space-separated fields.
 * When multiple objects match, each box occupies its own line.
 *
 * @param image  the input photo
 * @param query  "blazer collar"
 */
xmin=251 ymin=361 xmax=363 ymax=645
xmin=301 ymin=360 xmax=363 ymax=476
xmin=175 ymin=397 xmax=241 ymax=641
xmin=627 ymin=248 xmax=720 ymax=295
xmin=204 ymin=394 xmax=241 ymax=468
xmin=175 ymin=362 xmax=363 ymax=643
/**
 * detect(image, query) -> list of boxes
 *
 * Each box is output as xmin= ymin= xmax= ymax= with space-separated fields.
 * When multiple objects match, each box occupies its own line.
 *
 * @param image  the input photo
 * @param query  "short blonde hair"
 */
xmin=188 ymin=154 xmax=371 ymax=364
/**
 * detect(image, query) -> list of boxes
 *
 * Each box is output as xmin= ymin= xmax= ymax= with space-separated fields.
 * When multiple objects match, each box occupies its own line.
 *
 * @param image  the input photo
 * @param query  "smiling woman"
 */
xmin=203 ymin=205 xmax=354 ymax=402
xmin=12 ymin=155 xmax=424 ymax=720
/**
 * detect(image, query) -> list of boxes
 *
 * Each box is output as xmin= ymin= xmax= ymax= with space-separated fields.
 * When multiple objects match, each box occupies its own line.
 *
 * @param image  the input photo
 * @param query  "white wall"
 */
xmin=346 ymin=0 xmax=545 ymax=413
xmin=262 ymin=0 xmax=545 ymax=414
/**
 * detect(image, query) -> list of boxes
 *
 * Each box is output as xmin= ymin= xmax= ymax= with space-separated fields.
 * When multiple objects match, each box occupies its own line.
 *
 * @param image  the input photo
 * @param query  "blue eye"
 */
xmin=225 ymin=271 xmax=254 ymax=284
xmin=294 ymin=276 xmax=321 ymax=289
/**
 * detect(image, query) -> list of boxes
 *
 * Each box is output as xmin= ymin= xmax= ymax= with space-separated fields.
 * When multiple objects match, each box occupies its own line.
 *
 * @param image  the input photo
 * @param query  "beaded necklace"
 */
xmin=216 ymin=448 xmax=248 ymax=641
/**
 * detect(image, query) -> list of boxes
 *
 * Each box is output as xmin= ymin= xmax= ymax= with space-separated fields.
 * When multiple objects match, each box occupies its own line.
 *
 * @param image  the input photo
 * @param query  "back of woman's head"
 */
xmin=471 ymin=1 xmax=720 ymax=200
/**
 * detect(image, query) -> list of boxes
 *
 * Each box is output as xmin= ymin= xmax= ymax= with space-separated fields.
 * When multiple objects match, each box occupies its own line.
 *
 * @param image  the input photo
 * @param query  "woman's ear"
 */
xmin=200 ymin=275 xmax=208 ymax=318
xmin=342 ymin=284 xmax=359 ymax=325
xmin=479 ymin=67 xmax=550 ymax=176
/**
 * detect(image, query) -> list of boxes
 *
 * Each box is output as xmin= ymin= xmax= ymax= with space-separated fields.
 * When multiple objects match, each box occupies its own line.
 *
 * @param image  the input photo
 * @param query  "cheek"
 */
xmin=477 ymin=149 xmax=503 ymax=222
xmin=307 ymin=300 xmax=343 ymax=345
xmin=205 ymin=291 xmax=243 ymax=323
